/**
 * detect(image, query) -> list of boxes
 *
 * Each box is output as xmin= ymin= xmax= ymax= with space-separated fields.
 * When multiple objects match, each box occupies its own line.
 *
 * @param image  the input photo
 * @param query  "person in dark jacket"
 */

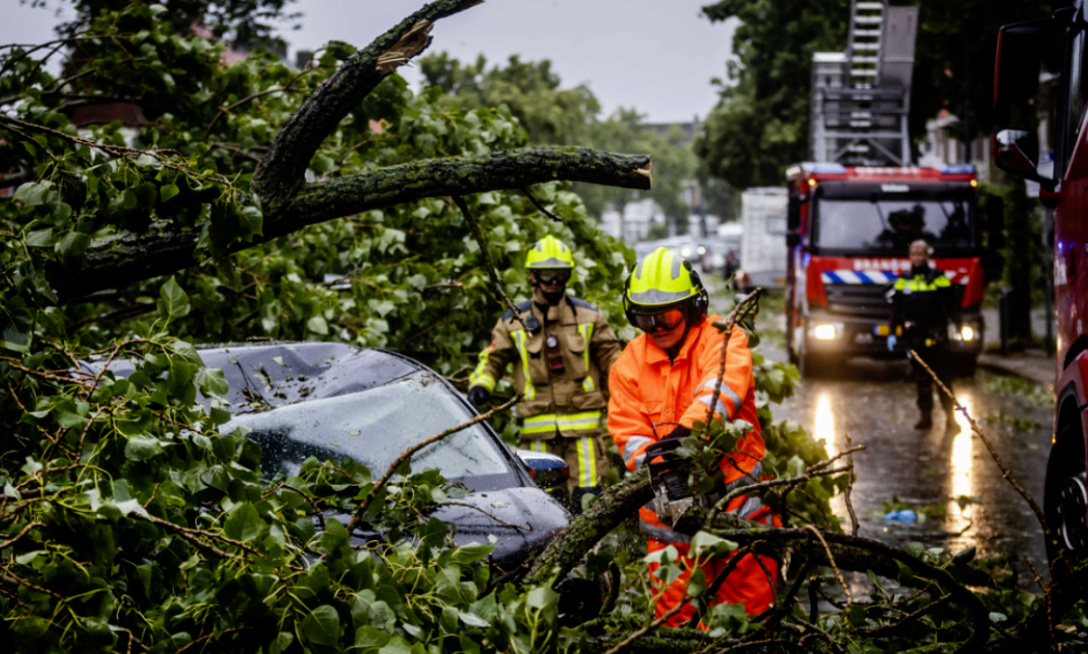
xmin=888 ymin=240 xmax=960 ymax=430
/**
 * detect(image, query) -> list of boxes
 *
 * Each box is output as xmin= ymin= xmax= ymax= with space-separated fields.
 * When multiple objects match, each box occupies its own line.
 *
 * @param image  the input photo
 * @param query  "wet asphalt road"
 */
xmin=762 ymin=346 xmax=1054 ymax=582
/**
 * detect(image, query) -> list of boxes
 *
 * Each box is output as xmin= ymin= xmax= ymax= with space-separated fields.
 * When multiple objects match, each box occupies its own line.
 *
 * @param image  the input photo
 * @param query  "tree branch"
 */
xmin=523 ymin=475 xmax=654 ymax=589
xmin=251 ymin=0 xmax=484 ymax=212
xmin=58 ymin=147 xmax=651 ymax=301
xmin=281 ymin=147 xmax=652 ymax=237
xmin=452 ymin=195 xmax=526 ymax=329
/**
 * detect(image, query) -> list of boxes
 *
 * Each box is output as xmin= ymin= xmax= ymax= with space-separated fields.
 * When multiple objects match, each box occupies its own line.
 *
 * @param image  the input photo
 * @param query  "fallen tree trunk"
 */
xmin=61 ymin=147 xmax=650 ymax=301
xmin=523 ymin=475 xmax=653 ymax=589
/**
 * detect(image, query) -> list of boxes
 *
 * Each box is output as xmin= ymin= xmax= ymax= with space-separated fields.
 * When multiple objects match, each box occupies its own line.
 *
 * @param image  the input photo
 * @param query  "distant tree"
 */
xmin=421 ymin=53 xmax=699 ymax=234
xmin=28 ymin=0 xmax=301 ymax=48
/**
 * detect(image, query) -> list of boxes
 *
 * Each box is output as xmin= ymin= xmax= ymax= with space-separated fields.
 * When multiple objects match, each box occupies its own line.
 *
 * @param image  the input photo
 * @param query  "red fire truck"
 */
xmin=993 ymin=5 xmax=1087 ymax=562
xmin=784 ymin=163 xmax=987 ymax=375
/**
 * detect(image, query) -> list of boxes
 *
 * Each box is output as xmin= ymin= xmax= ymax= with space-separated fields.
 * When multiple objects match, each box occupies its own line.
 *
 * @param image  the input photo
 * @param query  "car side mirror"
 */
xmin=786 ymin=232 xmax=801 ymax=248
xmin=516 ymin=450 xmax=570 ymax=489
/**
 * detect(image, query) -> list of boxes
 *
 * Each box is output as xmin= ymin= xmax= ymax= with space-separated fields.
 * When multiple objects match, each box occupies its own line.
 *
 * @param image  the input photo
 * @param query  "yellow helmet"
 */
xmin=525 ymin=236 xmax=575 ymax=270
xmin=624 ymin=247 xmax=708 ymax=323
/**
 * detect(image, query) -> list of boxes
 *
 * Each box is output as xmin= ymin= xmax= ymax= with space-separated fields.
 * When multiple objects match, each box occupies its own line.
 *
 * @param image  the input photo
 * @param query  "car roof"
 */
xmin=96 ymin=342 xmax=425 ymax=412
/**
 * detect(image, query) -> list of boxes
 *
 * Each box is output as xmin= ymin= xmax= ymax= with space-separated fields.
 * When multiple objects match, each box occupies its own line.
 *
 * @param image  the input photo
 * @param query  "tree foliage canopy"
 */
xmin=420 ymin=52 xmax=699 ymax=228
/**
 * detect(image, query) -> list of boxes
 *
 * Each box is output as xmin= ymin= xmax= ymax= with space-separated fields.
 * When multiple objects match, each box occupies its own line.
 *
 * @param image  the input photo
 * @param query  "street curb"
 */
xmin=977 ymin=353 xmax=1054 ymax=394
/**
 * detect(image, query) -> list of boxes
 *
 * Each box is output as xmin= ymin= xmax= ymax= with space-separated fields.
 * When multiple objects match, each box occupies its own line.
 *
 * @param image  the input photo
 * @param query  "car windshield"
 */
xmin=226 ymin=371 xmax=508 ymax=480
xmin=814 ymin=196 xmax=974 ymax=253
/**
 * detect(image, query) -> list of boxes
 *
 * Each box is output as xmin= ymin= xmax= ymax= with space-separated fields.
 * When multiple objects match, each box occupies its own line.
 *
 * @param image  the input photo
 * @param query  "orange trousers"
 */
xmin=646 ymin=537 xmax=778 ymax=627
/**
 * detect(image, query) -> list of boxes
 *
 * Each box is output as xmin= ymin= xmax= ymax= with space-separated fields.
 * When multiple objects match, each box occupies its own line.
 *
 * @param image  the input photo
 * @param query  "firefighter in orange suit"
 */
xmin=608 ymin=247 xmax=777 ymax=626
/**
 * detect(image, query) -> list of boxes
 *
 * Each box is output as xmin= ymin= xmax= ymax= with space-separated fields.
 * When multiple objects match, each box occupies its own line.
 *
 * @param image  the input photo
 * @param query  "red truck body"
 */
xmin=993 ymin=4 xmax=1088 ymax=561
xmin=784 ymin=163 xmax=985 ymax=373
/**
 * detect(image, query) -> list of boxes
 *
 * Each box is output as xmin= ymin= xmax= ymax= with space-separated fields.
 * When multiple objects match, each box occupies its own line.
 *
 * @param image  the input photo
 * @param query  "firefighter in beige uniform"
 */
xmin=468 ymin=236 xmax=622 ymax=512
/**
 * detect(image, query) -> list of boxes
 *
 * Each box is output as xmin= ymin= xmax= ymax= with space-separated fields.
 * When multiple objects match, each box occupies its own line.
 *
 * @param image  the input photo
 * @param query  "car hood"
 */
xmin=342 ymin=485 xmax=570 ymax=572
xmin=433 ymin=486 xmax=570 ymax=570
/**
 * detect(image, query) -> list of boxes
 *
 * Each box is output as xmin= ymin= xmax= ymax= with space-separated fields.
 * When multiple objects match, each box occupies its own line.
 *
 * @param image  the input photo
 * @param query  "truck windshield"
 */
xmin=814 ymin=195 xmax=975 ymax=253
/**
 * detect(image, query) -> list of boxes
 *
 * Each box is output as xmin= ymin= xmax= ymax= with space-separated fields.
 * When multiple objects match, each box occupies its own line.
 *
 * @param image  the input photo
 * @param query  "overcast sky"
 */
xmin=1 ymin=0 xmax=738 ymax=124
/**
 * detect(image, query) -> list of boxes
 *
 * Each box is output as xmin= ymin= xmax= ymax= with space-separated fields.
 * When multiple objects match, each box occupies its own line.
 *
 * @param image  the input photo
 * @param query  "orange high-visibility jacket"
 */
xmin=607 ymin=315 xmax=766 ymax=541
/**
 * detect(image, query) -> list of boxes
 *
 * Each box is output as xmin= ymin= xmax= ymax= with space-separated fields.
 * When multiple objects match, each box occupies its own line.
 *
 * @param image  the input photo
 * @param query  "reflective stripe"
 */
xmin=522 ymin=413 xmax=558 ymax=435
xmin=724 ymin=462 xmax=763 ymax=492
xmin=725 ymin=496 xmax=764 ymax=519
xmin=695 ymin=393 xmax=737 ymax=418
xmin=578 ymin=322 xmax=595 ymax=392
xmin=640 ymin=518 xmax=692 ymax=544
xmin=695 ymin=379 xmax=742 ymax=419
xmin=623 ymin=436 xmax=654 ymax=467
xmin=513 ymin=330 xmax=535 ymax=401
xmin=531 ymin=440 xmax=547 ymax=453
xmin=577 ymin=437 xmax=597 ymax=486
xmin=470 ymin=350 xmax=495 ymax=390
xmin=557 ymin=411 xmax=602 ymax=433
xmin=894 ymin=274 xmax=952 ymax=293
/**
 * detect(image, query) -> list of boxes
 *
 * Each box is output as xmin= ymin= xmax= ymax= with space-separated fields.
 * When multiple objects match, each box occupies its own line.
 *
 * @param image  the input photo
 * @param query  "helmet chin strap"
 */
xmin=541 ymin=290 xmax=565 ymax=305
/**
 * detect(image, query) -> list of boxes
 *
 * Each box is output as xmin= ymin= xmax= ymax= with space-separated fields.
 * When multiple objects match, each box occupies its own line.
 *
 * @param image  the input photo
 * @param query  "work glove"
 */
xmin=663 ymin=425 xmax=692 ymax=441
xmin=467 ymin=386 xmax=490 ymax=408
xmin=886 ymin=335 xmax=897 ymax=352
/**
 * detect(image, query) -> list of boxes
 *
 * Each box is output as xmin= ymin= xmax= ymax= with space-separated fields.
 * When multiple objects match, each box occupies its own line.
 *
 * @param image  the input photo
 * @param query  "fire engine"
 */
xmin=993 ymin=4 xmax=1087 ymax=562
xmin=785 ymin=164 xmax=986 ymax=374
xmin=782 ymin=1 xmax=989 ymax=376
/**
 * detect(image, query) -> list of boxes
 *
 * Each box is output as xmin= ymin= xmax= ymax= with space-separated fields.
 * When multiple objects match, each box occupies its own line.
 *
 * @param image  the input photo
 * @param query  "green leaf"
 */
xmin=307 ymin=316 xmax=329 ymax=335
xmin=223 ymin=502 xmax=264 ymax=541
xmin=52 ymin=202 xmax=72 ymax=223
xmin=160 ymin=183 xmax=180 ymax=203
xmin=56 ymin=232 xmax=91 ymax=261
xmin=25 ymin=229 xmax=55 ymax=247
xmin=239 ymin=206 xmax=263 ymax=240
xmin=376 ymin=637 xmax=412 ymax=654
xmin=196 ymin=367 xmax=229 ymax=396
xmin=158 ymin=276 xmax=190 ymax=319
xmin=136 ymin=153 xmax=162 ymax=169
xmin=124 ymin=436 xmax=165 ymax=462
xmin=14 ymin=181 xmax=54 ymax=206
xmin=269 ymin=632 xmax=293 ymax=654
xmin=458 ymin=611 xmax=489 ymax=628
xmin=302 ymin=605 xmax=341 ymax=647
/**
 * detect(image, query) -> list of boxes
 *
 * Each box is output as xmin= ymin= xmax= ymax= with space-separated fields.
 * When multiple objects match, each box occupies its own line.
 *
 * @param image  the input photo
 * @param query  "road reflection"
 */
xmin=947 ymin=395 xmax=976 ymax=534
xmin=812 ymin=390 xmax=848 ymax=519
xmin=814 ymin=391 xmax=838 ymax=457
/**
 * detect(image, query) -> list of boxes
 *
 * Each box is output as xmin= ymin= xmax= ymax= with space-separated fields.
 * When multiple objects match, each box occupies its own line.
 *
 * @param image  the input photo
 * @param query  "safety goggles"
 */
xmin=632 ymin=307 xmax=685 ymax=333
xmin=535 ymin=270 xmax=571 ymax=285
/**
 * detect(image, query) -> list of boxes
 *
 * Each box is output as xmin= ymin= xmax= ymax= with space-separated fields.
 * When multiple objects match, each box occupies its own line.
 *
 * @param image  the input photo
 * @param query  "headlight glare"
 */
xmin=813 ymin=324 xmax=838 ymax=340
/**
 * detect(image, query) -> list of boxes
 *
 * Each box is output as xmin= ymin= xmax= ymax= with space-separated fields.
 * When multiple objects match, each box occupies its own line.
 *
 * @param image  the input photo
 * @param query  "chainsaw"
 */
xmin=644 ymin=439 xmax=723 ymax=530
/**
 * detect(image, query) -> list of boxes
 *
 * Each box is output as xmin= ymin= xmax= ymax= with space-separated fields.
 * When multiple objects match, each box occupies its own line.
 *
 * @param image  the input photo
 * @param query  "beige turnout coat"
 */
xmin=469 ymin=292 xmax=621 ymax=440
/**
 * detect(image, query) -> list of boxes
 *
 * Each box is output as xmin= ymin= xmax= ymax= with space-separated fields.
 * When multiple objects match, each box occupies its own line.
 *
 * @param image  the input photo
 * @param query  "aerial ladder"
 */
xmin=809 ymin=0 xmax=918 ymax=166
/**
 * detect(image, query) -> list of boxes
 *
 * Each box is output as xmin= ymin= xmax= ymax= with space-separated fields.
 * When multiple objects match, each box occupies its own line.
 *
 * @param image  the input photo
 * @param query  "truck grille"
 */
xmin=825 ymin=284 xmax=891 ymax=318
xmin=824 ymin=283 xmax=967 ymax=318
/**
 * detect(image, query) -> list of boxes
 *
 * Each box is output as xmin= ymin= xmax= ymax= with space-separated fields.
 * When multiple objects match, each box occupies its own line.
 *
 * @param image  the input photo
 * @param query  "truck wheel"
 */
xmin=1045 ymin=423 xmax=1088 ymax=565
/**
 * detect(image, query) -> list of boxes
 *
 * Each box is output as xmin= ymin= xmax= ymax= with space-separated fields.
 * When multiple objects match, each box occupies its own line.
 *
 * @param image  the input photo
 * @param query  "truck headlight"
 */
xmin=961 ymin=326 xmax=975 ymax=342
xmin=813 ymin=324 xmax=838 ymax=340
